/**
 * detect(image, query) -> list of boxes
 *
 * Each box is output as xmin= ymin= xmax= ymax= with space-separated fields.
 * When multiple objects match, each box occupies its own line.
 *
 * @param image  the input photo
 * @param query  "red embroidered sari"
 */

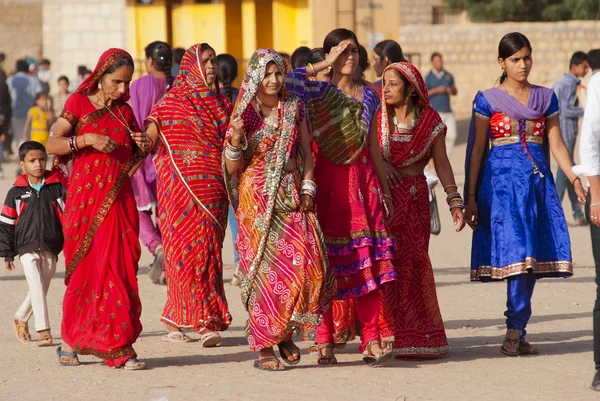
xmin=58 ymin=49 xmax=143 ymax=367
xmin=377 ymin=62 xmax=449 ymax=357
xmin=147 ymin=44 xmax=232 ymax=332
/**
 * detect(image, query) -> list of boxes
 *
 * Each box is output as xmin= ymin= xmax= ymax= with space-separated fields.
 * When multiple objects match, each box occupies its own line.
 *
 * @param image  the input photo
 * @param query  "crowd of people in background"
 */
xmin=2 ymin=28 xmax=600 ymax=390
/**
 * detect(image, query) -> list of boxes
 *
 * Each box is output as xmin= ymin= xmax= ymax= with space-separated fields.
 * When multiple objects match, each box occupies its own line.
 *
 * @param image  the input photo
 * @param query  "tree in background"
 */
xmin=443 ymin=0 xmax=600 ymax=22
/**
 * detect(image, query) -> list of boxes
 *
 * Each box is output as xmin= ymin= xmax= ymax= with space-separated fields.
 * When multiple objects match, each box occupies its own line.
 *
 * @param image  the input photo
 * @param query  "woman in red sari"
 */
xmin=377 ymin=62 xmax=466 ymax=357
xmin=47 ymin=49 xmax=152 ymax=369
xmin=145 ymin=44 xmax=232 ymax=346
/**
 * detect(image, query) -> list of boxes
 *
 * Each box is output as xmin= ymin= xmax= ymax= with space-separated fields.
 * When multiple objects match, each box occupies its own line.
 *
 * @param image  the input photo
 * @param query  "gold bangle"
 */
xmin=444 ymin=184 xmax=457 ymax=191
xmin=307 ymin=63 xmax=316 ymax=77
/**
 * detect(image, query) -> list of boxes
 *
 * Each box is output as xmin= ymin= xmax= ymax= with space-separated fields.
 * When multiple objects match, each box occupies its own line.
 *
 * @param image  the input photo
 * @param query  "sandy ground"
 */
xmin=0 ymin=141 xmax=598 ymax=401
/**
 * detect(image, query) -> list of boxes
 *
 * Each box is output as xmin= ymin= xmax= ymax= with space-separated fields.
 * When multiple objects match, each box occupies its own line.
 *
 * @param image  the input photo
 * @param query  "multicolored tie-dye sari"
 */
xmin=224 ymin=49 xmax=335 ymax=351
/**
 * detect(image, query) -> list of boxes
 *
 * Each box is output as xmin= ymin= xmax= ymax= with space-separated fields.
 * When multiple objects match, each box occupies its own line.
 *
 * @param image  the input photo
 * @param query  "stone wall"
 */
xmin=398 ymin=0 xmax=445 ymax=26
xmin=42 ymin=0 xmax=127 ymax=85
xmin=398 ymin=21 xmax=600 ymax=119
xmin=0 ymin=0 xmax=43 ymax=74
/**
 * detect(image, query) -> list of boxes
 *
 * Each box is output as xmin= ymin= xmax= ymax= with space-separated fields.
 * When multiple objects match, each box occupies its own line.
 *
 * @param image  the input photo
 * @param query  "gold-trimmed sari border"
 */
xmin=470 ymin=257 xmax=573 ymax=281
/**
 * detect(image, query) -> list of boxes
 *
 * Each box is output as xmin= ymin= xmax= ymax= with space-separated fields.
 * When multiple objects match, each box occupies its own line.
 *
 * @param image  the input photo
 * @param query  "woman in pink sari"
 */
xmin=130 ymin=41 xmax=172 ymax=284
xmin=47 ymin=48 xmax=152 ymax=369
xmin=286 ymin=29 xmax=396 ymax=366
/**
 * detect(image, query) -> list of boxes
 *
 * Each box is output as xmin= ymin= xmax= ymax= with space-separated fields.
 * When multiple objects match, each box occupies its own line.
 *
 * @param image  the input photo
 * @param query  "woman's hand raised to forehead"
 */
xmin=325 ymin=41 xmax=352 ymax=66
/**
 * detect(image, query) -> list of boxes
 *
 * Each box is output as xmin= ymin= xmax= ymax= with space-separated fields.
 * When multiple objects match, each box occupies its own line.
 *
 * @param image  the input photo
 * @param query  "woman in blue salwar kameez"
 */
xmin=464 ymin=32 xmax=586 ymax=356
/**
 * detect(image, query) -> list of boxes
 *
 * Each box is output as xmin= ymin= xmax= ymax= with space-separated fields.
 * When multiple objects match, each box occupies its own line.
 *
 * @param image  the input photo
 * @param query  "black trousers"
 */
xmin=587 ymin=191 xmax=600 ymax=369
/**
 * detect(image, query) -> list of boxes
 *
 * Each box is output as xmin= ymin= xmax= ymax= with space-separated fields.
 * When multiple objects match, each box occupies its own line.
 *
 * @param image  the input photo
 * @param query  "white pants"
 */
xmin=439 ymin=112 xmax=457 ymax=157
xmin=14 ymin=251 xmax=57 ymax=332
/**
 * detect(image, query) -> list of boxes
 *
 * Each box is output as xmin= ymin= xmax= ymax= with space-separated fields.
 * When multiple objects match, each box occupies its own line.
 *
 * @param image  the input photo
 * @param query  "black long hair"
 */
xmin=498 ymin=32 xmax=532 ymax=84
xmin=216 ymin=53 xmax=238 ymax=102
xmin=145 ymin=41 xmax=173 ymax=89
xmin=374 ymin=40 xmax=406 ymax=64
xmin=323 ymin=28 xmax=361 ymax=57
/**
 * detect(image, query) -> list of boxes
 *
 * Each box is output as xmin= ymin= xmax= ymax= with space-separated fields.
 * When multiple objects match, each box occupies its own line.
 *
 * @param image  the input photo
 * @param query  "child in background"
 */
xmin=0 ymin=142 xmax=65 ymax=347
xmin=24 ymin=92 xmax=53 ymax=147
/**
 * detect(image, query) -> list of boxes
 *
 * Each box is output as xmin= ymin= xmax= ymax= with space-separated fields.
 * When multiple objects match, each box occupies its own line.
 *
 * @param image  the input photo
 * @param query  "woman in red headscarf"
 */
xmin=376 ymin=62 xmax=465 ymax=357
xmin=47 ymin=49 xmax=152 ymax=369
xmin=145 ymin=44 xmax=232 ymax=346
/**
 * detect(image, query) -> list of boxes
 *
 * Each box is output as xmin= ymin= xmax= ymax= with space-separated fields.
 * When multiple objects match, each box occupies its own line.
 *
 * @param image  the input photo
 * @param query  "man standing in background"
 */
xmin=574 ymin=49 xmax=600 ymax=391
xmin=425 ymin=52 xmax=458 ymax=156
xmin=554 ymin=51 xmax=589 ymax=226
xmin=6 ymin=59 xmax=42 ymax=157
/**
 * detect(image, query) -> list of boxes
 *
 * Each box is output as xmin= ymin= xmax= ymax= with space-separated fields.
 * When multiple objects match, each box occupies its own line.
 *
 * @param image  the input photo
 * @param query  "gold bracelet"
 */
xmin=306 ymin=63 xmax=315 ymax=77
xmin=444 ymin=184 xmax=458 ymax=191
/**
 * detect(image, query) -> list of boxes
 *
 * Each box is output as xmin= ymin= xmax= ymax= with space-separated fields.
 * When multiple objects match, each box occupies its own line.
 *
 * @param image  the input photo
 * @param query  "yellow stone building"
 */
xmin=125 ymin=0 xmax=418 ymax=62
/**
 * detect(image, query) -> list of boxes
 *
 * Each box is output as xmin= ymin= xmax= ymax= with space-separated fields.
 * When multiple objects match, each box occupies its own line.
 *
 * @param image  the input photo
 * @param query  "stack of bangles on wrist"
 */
xmin=300 ymin=180 xmax=317 ymax=198
xmin=68 ymin=136 xmax=78 ymax=153
xmin=446 ymin=191 xmax=465 ymax=210
xmin=225 ymin=140 xmax=243 ymax=161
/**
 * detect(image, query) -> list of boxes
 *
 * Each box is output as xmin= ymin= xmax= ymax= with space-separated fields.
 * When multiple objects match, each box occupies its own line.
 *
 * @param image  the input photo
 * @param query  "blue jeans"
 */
xmin=556 ymin=136 xmax=584 ymax=221
xmin=228 ymin=205 xmax=239 ymax=266
xmin=505 ymin=271 xmax=536 ymax=338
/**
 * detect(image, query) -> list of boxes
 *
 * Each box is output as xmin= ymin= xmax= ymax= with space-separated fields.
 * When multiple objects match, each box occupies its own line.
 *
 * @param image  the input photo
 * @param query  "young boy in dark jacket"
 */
xmin=0 ymin=141 xmax=65 ymax=346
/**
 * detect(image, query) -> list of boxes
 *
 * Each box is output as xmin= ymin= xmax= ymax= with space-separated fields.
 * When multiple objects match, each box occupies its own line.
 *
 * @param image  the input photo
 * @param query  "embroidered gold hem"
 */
xmin=471 ymin=257 xmax=573 ymax=281
xmin=393 ymin=345 xmax=449 ymax=357
xmin=491 ymin=136 xmax=543 ymax=147
xmin=324 ymin=229 xmax=392 ymax=245
xmin=74 ymin=344 xmax=136 ymax=361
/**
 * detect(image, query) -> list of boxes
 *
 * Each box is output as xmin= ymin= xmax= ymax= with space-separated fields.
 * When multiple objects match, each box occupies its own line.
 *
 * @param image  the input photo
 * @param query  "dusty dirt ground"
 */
xmin=0 ymin=142 xmax=598 ymax=401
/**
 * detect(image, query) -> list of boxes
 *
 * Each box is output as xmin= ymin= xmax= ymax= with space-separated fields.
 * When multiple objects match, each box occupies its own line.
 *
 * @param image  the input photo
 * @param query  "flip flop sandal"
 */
xmin=13 ymin=319 xmax=31 ymax=343
xmin=122 ymin=358 xmax=146 ymax=371
xmin=308 ymin=342 xmax=318 ymax=355
xmin=56 ymin=346 xmax=81 ymax=366
xmin=198 ymin=330 xmax=221 ymax=348
xmin=317 ymin=343 xmax=338 ymax=366
xmin=500 ymin=336 xmax=520 ymax=357
xmin=253 ymin=356 xmax=285 ymax=371
xmin=277 ymin=339 xmax=301 ymax=365
xmin=37 ymin=333 xmax=53 ymax=347
xmin=362 ymin=340 xmax=394 ymax=367
xmin=161 ymin=331 xmax=193 ymax=343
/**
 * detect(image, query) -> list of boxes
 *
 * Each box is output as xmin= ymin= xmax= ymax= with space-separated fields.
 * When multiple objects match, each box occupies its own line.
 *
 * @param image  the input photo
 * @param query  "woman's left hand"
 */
xmin=383 ymin=197 xmax=394 ymax=224
xmin=451 ymin=207 xmax=466 ymax=232
xmin=574 ymin=178 xmax=587 ymax=205
xmin=131 ymin=131 xmax=152 ymax=152
xmin=300 ymin=194 xmax=314 ymax=212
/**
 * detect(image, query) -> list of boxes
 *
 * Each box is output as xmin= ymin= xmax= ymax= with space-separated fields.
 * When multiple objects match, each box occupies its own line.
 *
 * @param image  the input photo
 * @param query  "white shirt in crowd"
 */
xmin=574 ymin=70 xmax=600 ymax=177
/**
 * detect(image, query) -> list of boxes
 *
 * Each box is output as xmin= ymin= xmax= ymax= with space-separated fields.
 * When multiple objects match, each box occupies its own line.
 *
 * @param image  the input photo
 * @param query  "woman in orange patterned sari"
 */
xmin=146 ymin=44 xmax=232 ymax=346
xmin=224 ymin=49 xmax=334 ymax=371
xmin=377 ymin=62 xmax=465 ymax=357
xmin=47 ymin=49 xmax=152 ymax=369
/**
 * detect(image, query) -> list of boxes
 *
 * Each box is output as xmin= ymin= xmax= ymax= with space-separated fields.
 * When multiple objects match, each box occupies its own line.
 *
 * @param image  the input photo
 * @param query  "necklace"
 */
xmin=392 ymin=108 xmax=417 ymax=133
xmin=101 ymin=99 xmax=135 ymax=136
xmin=256 ymin=99 xmax=281 ymax=129
xmin=257 ymin=96 xmax=279 ymax=110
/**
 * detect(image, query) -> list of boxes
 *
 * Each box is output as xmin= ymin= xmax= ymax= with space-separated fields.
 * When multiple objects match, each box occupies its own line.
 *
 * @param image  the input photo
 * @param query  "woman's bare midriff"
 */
xmin=395 ymin=162 xmax=427 ymax=177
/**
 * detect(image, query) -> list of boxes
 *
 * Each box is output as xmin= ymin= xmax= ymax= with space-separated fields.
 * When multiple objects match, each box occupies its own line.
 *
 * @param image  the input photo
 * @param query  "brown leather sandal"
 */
xmin=500 ymin=329 xmax=521 ymax=357
xmin=317 ymin=343 xmax=338 ymax=366
xmin=518 ymin=340 xmax=539 ymax=355
xmin=37 ymin=332 xmax=53 ymax=347
xmin=362 ymin=340 xmax=394 ymax=367
xmin=253 ymin=356 xmax=285 ymax=371
xmin=13 ymin=320 xmax=31 ymax=343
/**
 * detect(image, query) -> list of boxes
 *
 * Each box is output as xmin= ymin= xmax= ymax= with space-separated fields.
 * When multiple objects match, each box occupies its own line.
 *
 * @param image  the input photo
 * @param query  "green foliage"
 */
xmin=443 ymin=0 xmax=600 ymax=22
